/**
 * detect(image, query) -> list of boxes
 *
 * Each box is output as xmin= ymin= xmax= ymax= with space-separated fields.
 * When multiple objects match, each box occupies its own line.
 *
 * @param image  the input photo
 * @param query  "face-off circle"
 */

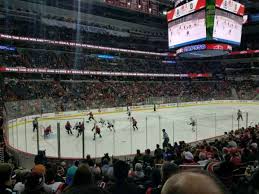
xmin=176 ymin=43 xmax=232 ymax=58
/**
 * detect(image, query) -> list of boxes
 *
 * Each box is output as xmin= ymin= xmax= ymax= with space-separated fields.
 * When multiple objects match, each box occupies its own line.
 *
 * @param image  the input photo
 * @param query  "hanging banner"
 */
xmin=167 ymin=0 xmax=206 ymax=22
xmin=215 ymin=0 xmax=245 ymax=16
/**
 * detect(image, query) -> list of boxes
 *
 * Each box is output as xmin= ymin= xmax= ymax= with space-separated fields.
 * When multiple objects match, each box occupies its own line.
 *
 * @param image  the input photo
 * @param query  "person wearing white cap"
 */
xmin=183 ymin=151 xmax=194 ymax=163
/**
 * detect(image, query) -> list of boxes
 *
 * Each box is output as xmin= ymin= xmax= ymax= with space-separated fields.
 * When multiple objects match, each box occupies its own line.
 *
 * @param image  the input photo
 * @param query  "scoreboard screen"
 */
xmin=213 ymin=9 xmax=243 ymax=45
xmin=168 ymin=10 xmax=207 ymax=49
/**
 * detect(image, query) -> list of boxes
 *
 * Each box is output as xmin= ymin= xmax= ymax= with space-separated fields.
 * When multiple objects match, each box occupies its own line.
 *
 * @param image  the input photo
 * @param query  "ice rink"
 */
xmin=7 ymin=103 xmax=259 ymax=158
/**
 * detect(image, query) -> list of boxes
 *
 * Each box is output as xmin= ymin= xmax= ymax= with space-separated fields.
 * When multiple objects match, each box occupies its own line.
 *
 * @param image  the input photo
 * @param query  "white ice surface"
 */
xmin=8 ymin=104 xmax=259 ymax=158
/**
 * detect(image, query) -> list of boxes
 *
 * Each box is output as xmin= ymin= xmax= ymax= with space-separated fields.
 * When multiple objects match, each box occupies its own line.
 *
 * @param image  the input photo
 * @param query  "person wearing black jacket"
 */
xmin=32 ymin=118 xmax=38 ymax=132
xmin=106 ymin=160 xmax=140 ymax=194
xmin=143 ymin=149 xmax=154 ymax=168
xmin=0 ymin=163 xmax=13 ymax=194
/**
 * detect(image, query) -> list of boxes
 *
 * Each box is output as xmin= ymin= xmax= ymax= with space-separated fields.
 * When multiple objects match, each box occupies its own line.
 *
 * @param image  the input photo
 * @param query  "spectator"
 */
xmin=66 ymin=184 xmax=110 ymax=194
xmin=13 ymin=170 xmax=30 ymax=194
xmin=182 ymin=151 xmax=196 ymax=164
xmin=83 ymin=155 xmax=94 ymax=167
xmin=133 ymin=163 xmax=145 ymax=179
xmin=228 ymin=138 xmax=238 ymax=148
xmin=161 ymin=170 xmax=227 ymax=194
xmin=154 ymin=144 xmax=163 ymax=161
xmin=146 ymin=168 xmax=161 ymax=194
xmin=0 ymin=163 xmax=13 ymax=194
xmin=101 ymin=159 xmax=110 ymax=176
xmin=249 ymin=169 xmax=259 ymax=194
xmin=65 ymin=163 xmax=78 ymax=186
xmin=34 ymin=150 xmax=48 ymax=165
xmin=55 ymin=165 xmax=65 ymax=183
xmin=143 ymin=149 xmax=154 ymax=168
xmin=60 ymin=161 xmax=67 ymax=175
xmin=74 ymin=160 xmax=80 ymax=168
xmin=161 ymin=162 xmax=179 ymax=185
xmin=230 ymin=150 xmax=241 ymax=167
xmin=163 ymin=147 xmax=174 ymax=162
xmin=45 ymin=167 xmax=63 ymax=193
xmin=133 ymin=150 xmax=143 ymax=169
xmin=101 ymin=153 xmax=111 ymax=165
xmin=106 ymin=159 xmax=118 ymax=180
xmin=32 ymin=164 xmax=46 ymax=176
xmin=198 ymin=152 xmax=209 ymax=166
xmin=147 ymin=162 xmax=178 ymax=194
xmin=107 ymin=160 xmax=140 ymax=194
xmin=214 ymin=154 xmax=234 ymax=188
xmin=22 ymin=172 xmax=52 ymax=194
xmin=63 ymin=164 xmax=94 ymax=194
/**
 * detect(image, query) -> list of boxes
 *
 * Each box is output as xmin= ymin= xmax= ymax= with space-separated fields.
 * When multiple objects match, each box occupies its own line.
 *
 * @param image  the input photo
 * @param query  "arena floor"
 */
xmin=7 ymin=103 xmax=259 ymax=158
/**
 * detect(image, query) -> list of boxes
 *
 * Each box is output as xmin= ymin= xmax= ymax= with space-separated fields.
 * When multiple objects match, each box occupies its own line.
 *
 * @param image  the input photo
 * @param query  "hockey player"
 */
xmin=73 ymin=122 xmax=80 ymax=131
xmin=154 ymin=104 xmax=156 ymax=112
xmin=132 ymin=117 xmax=138 ymax=131
xmin=162 ymin=129 xmax=170 ymax=149
xmin=237 ymin=109 xmax=243 ymax=121
xmin=92 ymin=123 xmax=102 ymax=140
xmin=99 ymin=118 xmax=106 ymax=127
xmin=189 ymin=117 xmax=196 ymax=132
xmin=127 ymin=108 xmax=131 ymax=118
xmin=44 ymin=125 xmax=52 ymax=138
xmin=107 ymin=121 xmax=115 ymax=132
xmin=77 ymin=122 xmax=85 ymax=138
xmin=88 ymin=112 xmax=94 ymax=121
xmin=65 ymin=121 xmax=73 ymax=135
xmin=32 ymin=118 xmax=38 ymax=132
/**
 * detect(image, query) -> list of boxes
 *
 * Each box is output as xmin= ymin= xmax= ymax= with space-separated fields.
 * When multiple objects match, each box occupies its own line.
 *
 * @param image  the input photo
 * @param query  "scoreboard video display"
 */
xmin=167 ymin=0 xmax=245 ymax=49
xmin=213 ymin=9 xmax=243 ymax=45
xmin=168 ymin=10 xmax=207 ymax=49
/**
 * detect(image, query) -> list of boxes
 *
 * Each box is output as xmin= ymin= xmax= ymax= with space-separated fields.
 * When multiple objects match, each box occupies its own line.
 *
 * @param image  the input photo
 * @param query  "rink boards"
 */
xmin=4 ymin=100 xmax=259 ymax=169
xmin=7 ymin=100 xmax=259 ymax=126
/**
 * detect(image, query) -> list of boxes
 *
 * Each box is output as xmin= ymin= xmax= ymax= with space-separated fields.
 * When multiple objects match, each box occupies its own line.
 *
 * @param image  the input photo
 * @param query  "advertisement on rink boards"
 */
xmin=8 ymin=100 xmax=259 ymax=128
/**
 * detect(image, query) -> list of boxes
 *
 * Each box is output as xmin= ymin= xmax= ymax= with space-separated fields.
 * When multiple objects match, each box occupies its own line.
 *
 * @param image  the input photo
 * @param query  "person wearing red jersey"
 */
xmin=65 ymin=121 xmax=73 ymax=135
xmin=132 ymin=117 xmax=138 ymax=131
xmin=92 ymin=123 xmax=102 ymax=140
xmin=44 ymin=125 xmax=52 ymax=138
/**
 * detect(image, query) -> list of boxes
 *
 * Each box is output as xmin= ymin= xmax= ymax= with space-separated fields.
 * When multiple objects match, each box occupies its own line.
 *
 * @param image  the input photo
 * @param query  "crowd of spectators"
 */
xmin=0 ymin=15 xmax=167 ymax=52
xmin=1 ymin=122 xmax=259 ymax=194
xmin=2 ymin=49 xmax=173 ymax=74
xmin=3 ymin=80 xmax=234 ymax=108
xmin=4 ymin=78 xmax=258 ymax=104
xmin=2 ymin=78 xmax=258 ymax=121
xmin=235 ymin=81 xmax=258 ymax=100
xmin=2 ymin=3 xmax=259 ymax=194
xmin=1 ymin=42 xmax=258 ymax=77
